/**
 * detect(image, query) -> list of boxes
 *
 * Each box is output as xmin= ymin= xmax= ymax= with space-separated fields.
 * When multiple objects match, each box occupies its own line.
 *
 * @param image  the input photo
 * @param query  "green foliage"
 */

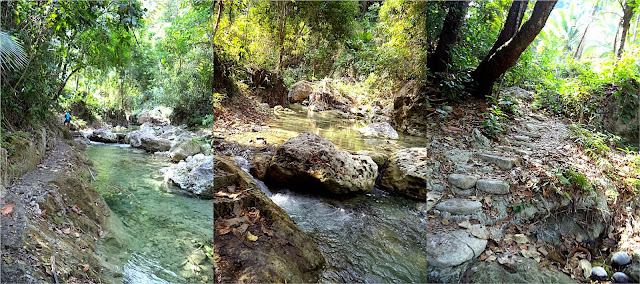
xmin=570 ymin=124 xmax=621 ymax=158
xmin=482 ymin=104 xmax=506 ymax=138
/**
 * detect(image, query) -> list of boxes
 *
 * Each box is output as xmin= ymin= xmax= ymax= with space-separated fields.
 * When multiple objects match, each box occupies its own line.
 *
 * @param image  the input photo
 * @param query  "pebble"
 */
xmin=612 ymin=272 xmax=632 ymax=283
xmin=591 ymin=266 xmax=608 ymax=281
xmin=612 ymin=251 xmax=632 ymax=267
xmin=434 ymin=198 xmax=482 ymax=215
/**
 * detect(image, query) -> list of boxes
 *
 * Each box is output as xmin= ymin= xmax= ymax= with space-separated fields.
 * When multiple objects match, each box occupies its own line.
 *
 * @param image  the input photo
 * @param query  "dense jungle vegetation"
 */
xmin=1 ymin=0 xmax=213 ymax=131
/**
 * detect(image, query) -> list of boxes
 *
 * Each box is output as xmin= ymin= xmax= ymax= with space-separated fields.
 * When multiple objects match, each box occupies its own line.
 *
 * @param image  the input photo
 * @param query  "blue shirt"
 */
xmin=64 ymin=113 xmax=70 ymax=121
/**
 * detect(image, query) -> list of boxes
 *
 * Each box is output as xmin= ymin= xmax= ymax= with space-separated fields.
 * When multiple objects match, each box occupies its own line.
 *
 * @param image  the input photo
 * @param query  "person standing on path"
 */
xmin=64 ymin=111 xmax=71 ymax=127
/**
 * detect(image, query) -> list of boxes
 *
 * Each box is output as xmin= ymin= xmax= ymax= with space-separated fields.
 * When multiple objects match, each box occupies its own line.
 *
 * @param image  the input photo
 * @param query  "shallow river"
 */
xmin=232 ymin=105 xmax=428 ymax=283
xmin=86 ymin=143 xmax=213 ymax=283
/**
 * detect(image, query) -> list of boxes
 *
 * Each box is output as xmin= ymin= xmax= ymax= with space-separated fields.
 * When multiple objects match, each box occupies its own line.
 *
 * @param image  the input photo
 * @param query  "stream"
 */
xmin=86 ymin=142 xmax=213 ymax=283
xmin=233 ymin=104 xmax=428 ymax=283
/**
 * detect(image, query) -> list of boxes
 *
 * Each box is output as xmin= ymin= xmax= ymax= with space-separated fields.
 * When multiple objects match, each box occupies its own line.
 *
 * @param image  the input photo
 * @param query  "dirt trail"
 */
xmin=425 ymin=88 xmax=640 ymax=283
xmin=1 ymin=138 xmax=110 ymax=283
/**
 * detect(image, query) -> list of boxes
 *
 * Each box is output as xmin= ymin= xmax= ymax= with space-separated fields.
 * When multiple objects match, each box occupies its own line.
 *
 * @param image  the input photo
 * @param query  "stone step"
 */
xmin=476 ymin=179 xmax=510 ymax=194
xmin=517 ymin=130 xmax=541 ymax=138
xmin=478 ymin=153 xmax=519 ymax=170
xmin=448 ymin=174 xmax=477 ymax=189
xmin=529 ymin=113 xmax=546 ymax=121
xmin=525 ymin=123 xmax=542 ymax=132
xmin=496 ymin=146 xmax=532 ymax=156
xmin=510 ymin=140 xmax=536 ymax=149
xmin=434 ymin=198 xmax=482 ymax=215
xmin=513 ymin=135 xmax=531 ymax=142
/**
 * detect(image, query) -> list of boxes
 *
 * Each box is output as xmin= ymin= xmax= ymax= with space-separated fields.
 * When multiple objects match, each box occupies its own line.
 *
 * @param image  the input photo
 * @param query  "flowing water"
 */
xmin=233 ymin=106 xmax=429 ymax=282
xmin=86 ymin=143 xmax=213 ymax=283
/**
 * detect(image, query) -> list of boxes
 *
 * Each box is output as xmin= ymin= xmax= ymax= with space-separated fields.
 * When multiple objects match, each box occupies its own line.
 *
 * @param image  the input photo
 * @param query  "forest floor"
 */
xmin=426 ymin=87 xmax=640 ymax=282
xmin=1 ymin=137 xmax=110 ymax=283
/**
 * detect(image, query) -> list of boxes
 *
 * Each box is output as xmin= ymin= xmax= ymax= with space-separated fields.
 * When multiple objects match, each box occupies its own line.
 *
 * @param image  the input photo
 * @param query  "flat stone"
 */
xmin=448 ymin=174 xmax=477 ymax=189
xmin=510 ymin=140 xmax=537 ymax=149
xmin=525 ymin=124 xmax=542 ymax=132
xmin=613 ymin=272 xmax=632 ymax=283
xmin=468 ymin=225 xmax=490 ymax=239
xmin=427 ymin=230 xmax=487 ymax=268
xmin=529 ymin=114 xmax=546 ymax=121
xmin=478 ymin=153 xmax=518 ymax=170
xmin=517 ymin=130 xmax=541 ymax=138
xmin=435 ymin=198 xmax=483 ymax=215
xmin=445 ymin=149 xmax=472 ymax=165
xmin=476 ymin=179 xmax=510 ymax=194
xmin=513 ymin=135 xmax=531 ymax=142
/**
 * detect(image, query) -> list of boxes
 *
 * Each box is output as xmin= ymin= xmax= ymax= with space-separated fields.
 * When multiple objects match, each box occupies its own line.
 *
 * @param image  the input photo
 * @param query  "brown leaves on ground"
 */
xmin=2 ymin=202 xmax=15 ymax=217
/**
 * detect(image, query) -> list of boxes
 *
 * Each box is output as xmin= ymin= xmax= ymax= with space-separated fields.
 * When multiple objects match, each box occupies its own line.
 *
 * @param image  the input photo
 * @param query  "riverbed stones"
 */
xmin=214 ymin=156 xmax=325 ymax=283
xmin=357 ymin=122 xmax=399 ymax=139
xmin=267 ymin=132 xmax=378 ymax=195
xmin=164 ymin=154 xmax=213 ymax=198
xmin=476 ymin=179 xmax=510 ymax=194
xmin=88 ymin=129 xmax=117 ymax=143
xmin=591 ymin=266 xmax=608 ymax=280
xmin=612 ymin=251 xmax=632 ymax=267
xmin=434 ymin=198 xmax=482 ymax=215
xmin=125 ymin=124 xmax=156 ymax=148
xmin=379 ymin=147 xmax=427 ymax=200
xmin=613 ymin=272 xmax=632 ymax=283
xmin=169 ymin=138 xmax=202 ymax=162
xmin=448 ymin=174 xmax=477 ymax=189
xmin=137 ymin=106 xmax=171 ymax=125
xmin=478 ymin=153 xmax=519 ymax=170
xmin=250 ymin=153 xmax=271 ymax=180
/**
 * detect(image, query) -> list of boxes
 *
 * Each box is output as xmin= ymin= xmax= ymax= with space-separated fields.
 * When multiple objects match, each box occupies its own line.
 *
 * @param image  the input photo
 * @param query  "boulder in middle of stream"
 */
xmin=266 ymin=132 xmax=378 ymax=195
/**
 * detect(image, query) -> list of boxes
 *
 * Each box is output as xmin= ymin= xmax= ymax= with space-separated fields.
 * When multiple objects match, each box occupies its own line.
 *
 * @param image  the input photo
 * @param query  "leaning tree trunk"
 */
xmin=470 ymin=0 xmax=557 ymax=98
xmin=574 ymin=0 xmax=600 ymax=59
xmin=617 ymin=0 xmax=635 ymax=58
xmin=486 ymin=0 xmax=529 ymax=57
xmin=427 ymin=1 xmax=469 ymax=74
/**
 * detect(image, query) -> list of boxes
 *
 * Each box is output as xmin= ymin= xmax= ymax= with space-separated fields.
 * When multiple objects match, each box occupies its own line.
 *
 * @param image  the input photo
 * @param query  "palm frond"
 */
xmin=0 ymin=30 xmax=28 ymax=71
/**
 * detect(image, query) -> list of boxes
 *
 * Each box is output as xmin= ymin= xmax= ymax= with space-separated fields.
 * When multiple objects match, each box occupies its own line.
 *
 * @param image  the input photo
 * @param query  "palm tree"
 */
xmin=0 ymin=30 xmax=27 ymax=71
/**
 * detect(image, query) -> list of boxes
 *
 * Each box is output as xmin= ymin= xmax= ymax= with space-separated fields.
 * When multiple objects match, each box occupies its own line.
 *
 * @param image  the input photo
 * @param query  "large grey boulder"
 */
xmin=357 ymin=122 xmax=399 ymax=139
xmin=169 ymin=138 xmax=202 ymax=162
xmin=136 ymin=106 xmax=171 ymax=125
xmin=288 ymin=80 xmax=314 ymax=103
xmin=140 ymin=137 xmax=171 ymax=153
xmin=164 ymin=154 xmax=213 ymax=198
xmin=88 ymin=129 xmax=117 ymax=143
xmin=379 ymin=147 xmax=427 ymax=200
xmin=267 ymin=132 xmax=378 ymax=195
xmin=125 ymin=123 xmax=156 ymax=148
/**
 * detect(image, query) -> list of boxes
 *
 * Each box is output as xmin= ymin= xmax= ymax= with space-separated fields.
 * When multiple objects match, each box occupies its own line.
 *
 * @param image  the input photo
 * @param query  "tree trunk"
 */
xmin=574 ymin=0 xmax=600 ymax=59
xmin=276 ymin=1 xmax=287 ymax=74
xmin=487 ymin=0 xmax=529 ymax=57
xmin=52 ymin=67 xmax=81 ymax=102
xmin=617 ymin=0 xmax=635 ymax=58
xmin=213 ymin=0 xmax=223 ymax=41
xmin=427 ymin=1 xmax=469 ymax=74
xmin=470 ymin=0 xmax=557 ymax=98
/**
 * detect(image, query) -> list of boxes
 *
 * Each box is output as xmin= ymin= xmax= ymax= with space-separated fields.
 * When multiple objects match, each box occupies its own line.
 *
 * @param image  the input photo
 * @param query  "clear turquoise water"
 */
xmin=86 ymin=143 xmax=213 ymax=283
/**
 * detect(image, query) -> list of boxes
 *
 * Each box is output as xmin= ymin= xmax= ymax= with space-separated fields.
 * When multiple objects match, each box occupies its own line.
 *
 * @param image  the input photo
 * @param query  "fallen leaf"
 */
xmin=217 ymin=227 xmax=231 ymax=235
xmin=40 ymin=209 xmax=47 ymax=217
xmin=441 ymin=125 xmax=462 ymax=134
xmin=83 ymin=264 xmax=89 ymax=272
xmin=225 ymin=216 xmax=248 ymax=227
xmin=458 ymin=220 xmax=471 ymax=228
xmin=63 ymin=228 xmax=71 ymax=234
xmin=514 ymin=234 xmax=528 ymax=244
xmin=233 ymin=223 xmax=249 ymax=235
xmin=2 ymin=202 xmax=15 ymax=217
xmin=246 ymin=231 xmax=258 ymax=242
xmin=441 ymin=217 xmax=450 ymax=225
